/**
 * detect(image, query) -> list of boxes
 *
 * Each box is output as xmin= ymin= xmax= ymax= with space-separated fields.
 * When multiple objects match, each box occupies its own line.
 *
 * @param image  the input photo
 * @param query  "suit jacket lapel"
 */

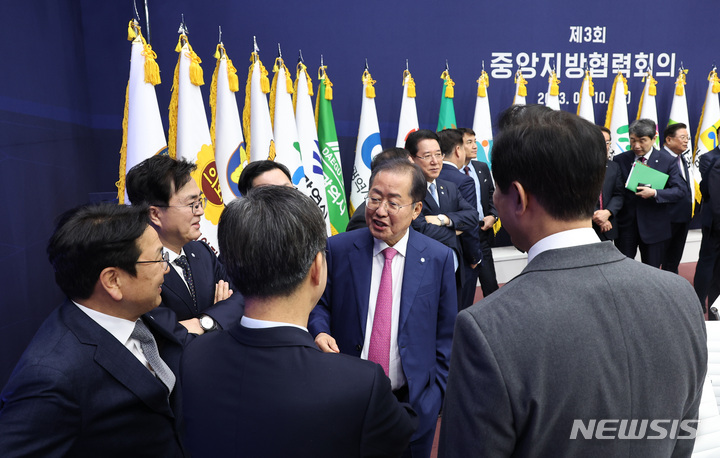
xmin=399 ymin=230 xmax=426 ymax=331
xmin=350 ymin=234 xmax=374 ymax=337
xmin=62 ymin=303 xmax=174 ymax=417
xmin=423 ymin=188 xmax=440 ymax=214
xmin=162 ymin=265 xmax=194 ymax=312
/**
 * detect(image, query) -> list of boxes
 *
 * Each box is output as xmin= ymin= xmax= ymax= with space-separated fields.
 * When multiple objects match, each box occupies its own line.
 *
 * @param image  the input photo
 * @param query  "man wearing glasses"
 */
xmin=309 ymin=159 xmax=456 ymax=458
xmin=0 ymin=203 xmax=193 ymax=455
xmin=127 ymin=156 xmax=244 ymax=335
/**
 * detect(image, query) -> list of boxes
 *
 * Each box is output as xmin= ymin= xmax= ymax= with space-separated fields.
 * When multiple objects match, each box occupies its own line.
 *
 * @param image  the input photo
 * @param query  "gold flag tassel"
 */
xmin=362 ymin=69 xmax=376 ymax=98
xmin=549 ymin=71 xmax=560 ymax=96
xmin=209 ymin=44 xmax=223 ymax=149
xmin=675 ymin=69 xmax=688 ymax=96
xmin=515 ymin=71 xmax=527 ymax=97
xmin=477 ymin=70 xmax=489 ymax=98
xmin=403 ymin=70 xmax=416 ymax=98
xmin=168 ymin=34 xmax=189 ymax=158
xmin=440 ymin=70 xmax=455 ymax=98
xmin=293 ymin=62 xmax=313 ymax=112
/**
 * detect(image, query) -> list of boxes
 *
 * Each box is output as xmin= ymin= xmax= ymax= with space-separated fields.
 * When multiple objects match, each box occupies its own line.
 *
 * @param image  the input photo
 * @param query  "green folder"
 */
xmin=625 ymin=162 xmax=669 ymax=192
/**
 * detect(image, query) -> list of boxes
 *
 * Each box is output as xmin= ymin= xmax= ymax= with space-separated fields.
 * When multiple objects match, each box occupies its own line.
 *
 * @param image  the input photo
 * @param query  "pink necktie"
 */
xmin=368 ymin=247 xmax=398 ymax=376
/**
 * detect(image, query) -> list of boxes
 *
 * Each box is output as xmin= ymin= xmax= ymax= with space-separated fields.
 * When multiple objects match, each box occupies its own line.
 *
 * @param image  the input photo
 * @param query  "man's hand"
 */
xmin=455 ymin=230 xmax=464 ymax=236
xmin=481 ymin=215 xmax=496 ymax=231
xmin=600 ymin=221 xmax=613 ymax=233
xmin=180 ymin=318 xmax=205 ymax=335
xmin=592 ymin=209 xmax=611 ymax=225
xmin=315 ymin=332 xmax=339 ymax=353
xmin=425 ymin=215 xmax=443 ymax=226
xmin=636 ymin=186 xmax=656 ymax=199
xmin=214 ymin=280 xmax=233 ymax=304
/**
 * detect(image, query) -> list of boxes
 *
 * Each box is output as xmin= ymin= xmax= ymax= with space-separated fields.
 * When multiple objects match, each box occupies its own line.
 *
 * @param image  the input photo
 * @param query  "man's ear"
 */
xmin=510 ymin=181 xmax=529 ymax=216
xmin=148 ymin=206 xmax=163 ymax=228
xmin=411 ymin=201 xmax=423 ymax=220
xmin=98 ymin=267 xmax=123 ymax=301
xmin=309 ymin=251 xmax=325 ymax=287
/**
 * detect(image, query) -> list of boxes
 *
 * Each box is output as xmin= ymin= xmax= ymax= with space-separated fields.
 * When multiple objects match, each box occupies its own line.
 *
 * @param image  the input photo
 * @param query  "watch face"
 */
xmin=200 ymin=316 xmax=213 ymax=329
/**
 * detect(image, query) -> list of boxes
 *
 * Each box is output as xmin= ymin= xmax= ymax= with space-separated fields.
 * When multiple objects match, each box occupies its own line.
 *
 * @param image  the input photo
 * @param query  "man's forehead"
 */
xmin=417 ymin=139 xmax=440 ymax=152
xmin=171 ymin=179 xmax=201 ymax=201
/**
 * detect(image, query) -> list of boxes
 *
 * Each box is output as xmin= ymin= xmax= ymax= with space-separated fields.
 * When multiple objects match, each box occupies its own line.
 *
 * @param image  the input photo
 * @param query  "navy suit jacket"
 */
xmin=613 ymin=148 xmax=685 ymax=244
xmin=662 ymin=147 xmax=693 ymax=224
xmin=182 ymin=324 xmax=417 ymax=457
xmin=161 ymin=240 xmax=244 ymax=328
xmin=308 ymin=227 xmax=457 ymax=439
xmin=411 ymin=178 xmax=478 ymax=270
xmin=468 ymin=160 xmax=498 ymax=244
xmin=700 ymin=148 xmax=720 ymax=228
xmin=594 ymin=160 xmax=624 ymax=241
xmin=0 ymin=301 xmax=191 ymax=457
xmin=438 ymin=163 xmax=482 ymax=264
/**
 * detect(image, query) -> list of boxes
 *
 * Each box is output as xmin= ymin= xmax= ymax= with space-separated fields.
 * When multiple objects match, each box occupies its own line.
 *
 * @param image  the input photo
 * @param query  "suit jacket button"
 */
xmin=355 ymin=344 xmax=362 ymax=352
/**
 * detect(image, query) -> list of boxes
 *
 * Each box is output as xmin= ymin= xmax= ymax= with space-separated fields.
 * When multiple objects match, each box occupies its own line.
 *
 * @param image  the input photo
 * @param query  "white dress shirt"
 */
xmin=361 ymin=230 xmax=409 ymax=390
xmin=240 ymin=315 xmax=308 ymax=332
xmin=527 ymin=228 xmax=601 ymax=264
xmin=165 ymin=247 xmax=191 ymax=292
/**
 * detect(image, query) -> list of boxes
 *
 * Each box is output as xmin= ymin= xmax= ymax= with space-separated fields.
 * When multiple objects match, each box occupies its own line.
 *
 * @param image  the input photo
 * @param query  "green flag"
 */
xmin=437 ymin=70 xmax=457 ymax=131
xmin=316 ymin=67 xmax=349 ymax=235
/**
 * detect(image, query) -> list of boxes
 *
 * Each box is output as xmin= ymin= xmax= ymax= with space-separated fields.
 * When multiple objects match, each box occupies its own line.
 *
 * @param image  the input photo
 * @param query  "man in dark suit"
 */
xmin=405 ymin=130 xmax=478 ymax=308
xmin=0 ymin=203 xmax=191 ymax=456
xmin=613 ymin=118 xmax=685 ymax=267
xmin=661 ymin=123 xmax=694 ymax=273
xmin=310 ymin=159 xmax=457 ymax=458
xmin=127 ymin=155 xmax=244 ymax=334
xmin=236 ymin=159 xmax=293 ymax=195
xmin=437 ymin=128 xmax=482 ymax=309
xmin=458 ymin=127 xmax=500 ymax=297
xmin=593 ymin=126 xmax=624 ymax=241
xmin=182 ymin=186 xmax=416 ymax=457
xmin=694 ymin=139 xmax=720 ymax=314
xmin=439 ymin=107 xmax=706 ymax=457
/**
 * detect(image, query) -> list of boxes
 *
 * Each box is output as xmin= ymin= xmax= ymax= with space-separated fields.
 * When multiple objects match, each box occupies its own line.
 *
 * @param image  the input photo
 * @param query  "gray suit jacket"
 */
xmin=439 ymin=242 xmax=707 ymax=457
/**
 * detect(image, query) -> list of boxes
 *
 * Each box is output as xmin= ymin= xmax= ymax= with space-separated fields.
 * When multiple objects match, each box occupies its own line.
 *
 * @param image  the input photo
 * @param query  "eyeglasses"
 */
xmin=365 ymin=196 xmax=416 ymax=215
xmin=674 ymin=136 xmax=689 ymax=141
xmin=414 ymin=152 xmax=444 ymax=162
xmin=136 ymin=251 xmax=170 ymax=270
xmin=157 ymin=196 xmax=207 ymax=215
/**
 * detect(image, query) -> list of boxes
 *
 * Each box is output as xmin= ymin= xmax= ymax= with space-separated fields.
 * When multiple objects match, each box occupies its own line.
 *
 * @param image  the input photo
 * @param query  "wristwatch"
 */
xmin=437 ymin=214 xmax=447 ymax=226
xmin=199 ymin=314 xmax=218 ymax=332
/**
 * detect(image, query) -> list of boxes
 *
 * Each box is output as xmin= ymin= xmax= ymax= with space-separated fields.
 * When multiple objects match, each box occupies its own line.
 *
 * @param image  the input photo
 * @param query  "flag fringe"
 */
xmin=116 ymin=82 xmax=130 ymax=203
xmin=210 ymin=55 xmax=220 ymax=149
xmin=168 ymin=49 xmax=181 ymax=158
xmin=243 ymin=60 xmax=254 ymax=158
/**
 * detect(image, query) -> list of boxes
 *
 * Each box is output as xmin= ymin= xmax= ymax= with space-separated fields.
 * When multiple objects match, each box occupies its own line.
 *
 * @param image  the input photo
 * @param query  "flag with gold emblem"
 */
xmin=243 ymin=39 xmax=275 ymax=163
xmin=605 ymin=71 xmax=630 ymax=158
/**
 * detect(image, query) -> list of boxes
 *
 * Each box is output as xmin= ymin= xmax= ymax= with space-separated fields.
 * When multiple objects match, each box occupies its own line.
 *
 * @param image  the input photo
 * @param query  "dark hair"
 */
xmin=126 ymin=155 xmax=196 ymax=206
xmin=369 ymin=159 xmax=426 ymax=203
xmin=598 ymin=125 xmax=611 ymax=136
xmin=218 ymin=186 xmax=326 ymax=299
xmin=437 ymin=129 xmax=464 ymax=157
xmin=492 ymin=108 xmax=606 ymax=221
xmin=237 ymin=160 xmax=292 ymax=196
xmin=405 ymin=129 xmax=440 ymax=156
xmin=497 ymin=104 xmax=553 ymax=131
xmin=371 ymin=148 xmax=410 ymax=171
xmin=47 ymin=203 xmax=150 ymax=300
xmin=663 ymin=122 xmax=687 ymax=141
xmin=457 ymin=127 xmax=476 ymax=137
xmin=629 ymin=119 xmax=657 ymax=139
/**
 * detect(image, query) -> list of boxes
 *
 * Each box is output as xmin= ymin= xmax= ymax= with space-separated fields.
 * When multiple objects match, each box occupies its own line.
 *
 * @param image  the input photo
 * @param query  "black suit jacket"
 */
xmin=182 ymin=323 xmax=417 ymax=457
xmin=0 ymin=301 xmax=191 ymax=457
xmin=411 ymin=178 xmax=478 ymax=272
xmin=162 ymin=240 xmax=244 ymax=328
xmin=594 ymin=160 xmax=624 ymax=240
xmin=700 ymin=148 xmax=720 ymax=228
xmin=663 ymin=147 xmax=693 ymax=224
xmin=346 ymin=202 xmax=368 ymax=231
xmin=438 ymin=163 xmax=482 ymax=265
xmin=613 ymin=148 xmax=686 ymax=244
xmin=469 ymin=160 xmax=497 ymax=244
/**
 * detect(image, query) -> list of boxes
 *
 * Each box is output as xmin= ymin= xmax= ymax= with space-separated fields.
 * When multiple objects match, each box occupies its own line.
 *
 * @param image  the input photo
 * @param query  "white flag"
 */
xmin=210 ymin=44 xmax=245 ymax=204
xmin=637 ymin=69 xmax=660 ymax=148
xmin=294 ymin=61 xmax=331 ymax=235
xmin=605 ymin=72 xmax=630 ymax=158
xmin=694 ymin=68 xmax=720 ymax=189
xmin=513 ymin=69 xmax=527 ymax=105
xmin=243 ymin=50 xmax=275 ymax=163
xmin=270 ymin=55 xmax=313 ymax=198
xmin=544 ymin=70 xmax=561 ymax=110
xmin=118 ymin=21 xmax=167 ymax=203
xmin=577 ymin=70 xmax=595 ymax=124
xmin=349 ymin=69 xmax=382 ymax=215
xmin=472 ymin=70 xmax=493 ymax=167
xmin=396 ymin=70 xmax=419 ymax=147
xmin=668 ymin=68 xmax=695 ymax=205
xmin=169 ymin=34 xmax=223 ymax=252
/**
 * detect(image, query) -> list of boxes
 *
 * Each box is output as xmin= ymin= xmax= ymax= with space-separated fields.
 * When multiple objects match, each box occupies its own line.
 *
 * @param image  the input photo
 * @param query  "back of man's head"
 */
xmin=370 ymin=148 xmax=410 ymax=171
xmin=492 ymin=108 xmax=606 ymax=221
xmin=47 ymin=203 xmax=150 ymax=300
xmin=218 ymin=186 xmax=326 ymax=299
xmin=437 ymin=129 xmax=464 ymax=157
xmin=405 ymin=129 xmax=440 ymax=156
xmin=237 ymin=160 xmax=293 ymax=195
xmin=126 ymin=155 xmax=196 ymax=206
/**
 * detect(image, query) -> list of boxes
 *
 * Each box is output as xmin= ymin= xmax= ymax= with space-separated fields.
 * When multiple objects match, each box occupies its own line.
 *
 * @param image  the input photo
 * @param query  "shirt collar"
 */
xmin=636 ymin=149 xmax=653 ymax=162
xmin=73 ymin=301 xmax=137 ymax=345
xmin=240 ymin=316 xmax=308 ymax=332
xmin=164 ymin=246 xmax=186 ymax=263
xmin=442 ymin=161 xmax=459 ymax=170
xmin=373 ymin=228 xmax=409 ymax=258
xmin=527 ymin=228 xmax=601 ymax=263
